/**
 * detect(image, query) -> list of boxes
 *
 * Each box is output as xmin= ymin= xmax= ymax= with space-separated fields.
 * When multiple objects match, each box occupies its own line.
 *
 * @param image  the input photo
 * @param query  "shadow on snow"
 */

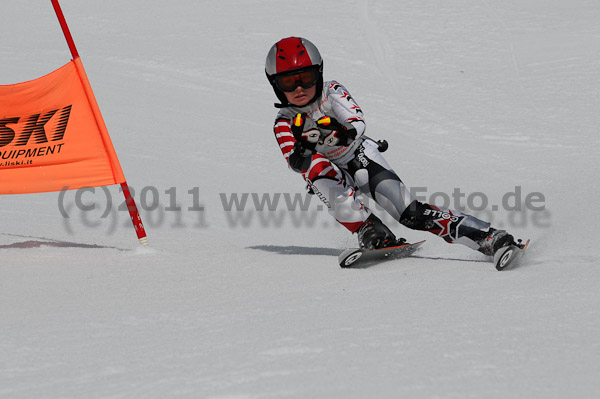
xmin=247 ymin=245 xmax=340 ymax=257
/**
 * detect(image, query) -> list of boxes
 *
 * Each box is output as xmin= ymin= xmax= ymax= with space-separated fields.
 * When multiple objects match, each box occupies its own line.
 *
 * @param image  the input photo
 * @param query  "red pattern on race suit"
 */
xmin=271 ymin=82 xmax=369 ymax=232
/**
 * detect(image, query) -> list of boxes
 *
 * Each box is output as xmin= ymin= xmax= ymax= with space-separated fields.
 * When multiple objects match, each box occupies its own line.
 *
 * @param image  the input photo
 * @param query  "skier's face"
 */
xmin=284 ymin=84 xmax=316 ymax=107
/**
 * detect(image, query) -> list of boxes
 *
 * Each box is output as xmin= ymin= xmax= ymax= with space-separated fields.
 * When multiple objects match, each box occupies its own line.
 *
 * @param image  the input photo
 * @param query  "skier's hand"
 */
xmin=288 ymin=114 xmax=317 ymax=171
xmin=291 ymin=113 xmax=319 ymax=148
xmin=317 ymin=116 xmax=357 ymax=146
xmin=288 ymin=142 xmax=313 ymax=171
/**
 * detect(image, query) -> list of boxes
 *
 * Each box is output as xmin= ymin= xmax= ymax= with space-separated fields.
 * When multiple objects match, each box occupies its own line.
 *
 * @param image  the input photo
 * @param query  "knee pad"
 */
xmin=399 ymin=201 xmax=437 ymax=230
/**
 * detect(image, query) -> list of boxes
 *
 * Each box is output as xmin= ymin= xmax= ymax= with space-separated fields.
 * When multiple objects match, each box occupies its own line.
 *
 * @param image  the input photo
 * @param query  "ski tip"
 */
xmin=494 ymin=246 xmax=516 ymax=271
xmin=340 ymin=251 xmax=362 ymax=268
xmin=494 ymin=240 xmax=529 ymax=271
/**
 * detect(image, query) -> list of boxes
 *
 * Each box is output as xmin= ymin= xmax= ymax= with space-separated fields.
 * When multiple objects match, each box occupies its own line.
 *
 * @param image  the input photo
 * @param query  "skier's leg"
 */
xmin=305 ymin=153 xmax=369 ymax=233
xmin=348 ymin=140 xmax=414 ymax=220
xmin=399 ymin=200 xmax=489 ymax=248
xmin=399 ymin=200 xmax=514 ymax=255
xmin=348 ymin=140 xmax=510 ymax=253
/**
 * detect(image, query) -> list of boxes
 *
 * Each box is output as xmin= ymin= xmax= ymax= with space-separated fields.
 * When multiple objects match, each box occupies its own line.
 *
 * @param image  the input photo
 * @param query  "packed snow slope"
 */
xmin=1 ymin=1 xmax=599 ymax=398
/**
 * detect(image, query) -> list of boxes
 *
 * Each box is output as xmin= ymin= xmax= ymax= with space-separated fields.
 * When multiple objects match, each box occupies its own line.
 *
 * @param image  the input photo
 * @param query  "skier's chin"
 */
xmin=285 ymin=84 xmax=317 ymax=107
xmin=290 ymin=95 xmax=310 ymax=107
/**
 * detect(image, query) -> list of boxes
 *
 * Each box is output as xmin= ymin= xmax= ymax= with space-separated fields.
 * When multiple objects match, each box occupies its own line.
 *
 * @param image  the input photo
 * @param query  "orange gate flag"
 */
xmin=0 ymin=58 xmax=126 ymax=194
xmin=0 ymin=0 xmax=148 ymax=245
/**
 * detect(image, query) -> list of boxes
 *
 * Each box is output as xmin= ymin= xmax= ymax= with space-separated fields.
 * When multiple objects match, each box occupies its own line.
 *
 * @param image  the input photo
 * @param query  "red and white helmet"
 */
xmin=265 ymin=37 xmax=324 ymax=107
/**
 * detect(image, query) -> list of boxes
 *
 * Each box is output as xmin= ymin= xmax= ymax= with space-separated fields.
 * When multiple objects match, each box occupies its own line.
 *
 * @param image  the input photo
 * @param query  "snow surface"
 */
xmin=1 ymin=1 xmax=600 ymax=398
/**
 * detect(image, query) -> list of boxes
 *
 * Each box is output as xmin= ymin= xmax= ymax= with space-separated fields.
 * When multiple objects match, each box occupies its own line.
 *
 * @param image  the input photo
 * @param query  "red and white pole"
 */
xmin=51 ymin=0 xmax=148 ymax=245
xmin=120 ymin=183 xmax=148 ymax=246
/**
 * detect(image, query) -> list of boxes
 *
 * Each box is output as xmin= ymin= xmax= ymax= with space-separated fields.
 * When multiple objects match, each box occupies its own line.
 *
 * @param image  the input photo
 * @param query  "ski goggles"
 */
xmin=274 ymin=68 xmax=319 ymax=92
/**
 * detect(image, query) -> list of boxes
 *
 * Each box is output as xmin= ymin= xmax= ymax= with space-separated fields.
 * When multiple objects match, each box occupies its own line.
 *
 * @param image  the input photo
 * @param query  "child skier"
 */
xmin=266 ymin=36 xmax=516 ymax=256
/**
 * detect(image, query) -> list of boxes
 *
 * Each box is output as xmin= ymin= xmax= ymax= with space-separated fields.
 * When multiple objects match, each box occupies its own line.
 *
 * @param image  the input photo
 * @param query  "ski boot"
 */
xmin=476 ymin=228 xmax=515 ymax=256
xmin=357 ymin=213 xmax=403 ymax=249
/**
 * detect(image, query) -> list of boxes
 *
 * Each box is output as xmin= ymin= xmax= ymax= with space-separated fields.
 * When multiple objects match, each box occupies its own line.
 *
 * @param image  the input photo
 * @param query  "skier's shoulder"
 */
xmin=274 ymin=109 xmax=293 ymax=126
xmin=324 ymin=80 xmax=351 ymax=96
xmin=323 ymin=80 xmax=359 ymax=109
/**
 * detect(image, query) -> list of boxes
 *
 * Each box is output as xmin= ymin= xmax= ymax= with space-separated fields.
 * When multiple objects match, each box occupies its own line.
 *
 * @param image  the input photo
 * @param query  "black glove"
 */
xmin=288 ymin=142 xmax=313 ymax=172
xmin=288 ymin=113 xmax=318 ymax=172
xmin=317 ymin=116 xmax=357 ymax=147
xmin=291 ymin=113 xmax=319 ymax=151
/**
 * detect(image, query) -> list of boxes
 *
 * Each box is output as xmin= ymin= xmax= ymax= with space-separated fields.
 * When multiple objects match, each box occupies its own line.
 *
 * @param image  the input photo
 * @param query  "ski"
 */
xmin=493 ymin=239 xmax=531 ymax=271
xmin=338 ymin=240 xmax=425 ymax=268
